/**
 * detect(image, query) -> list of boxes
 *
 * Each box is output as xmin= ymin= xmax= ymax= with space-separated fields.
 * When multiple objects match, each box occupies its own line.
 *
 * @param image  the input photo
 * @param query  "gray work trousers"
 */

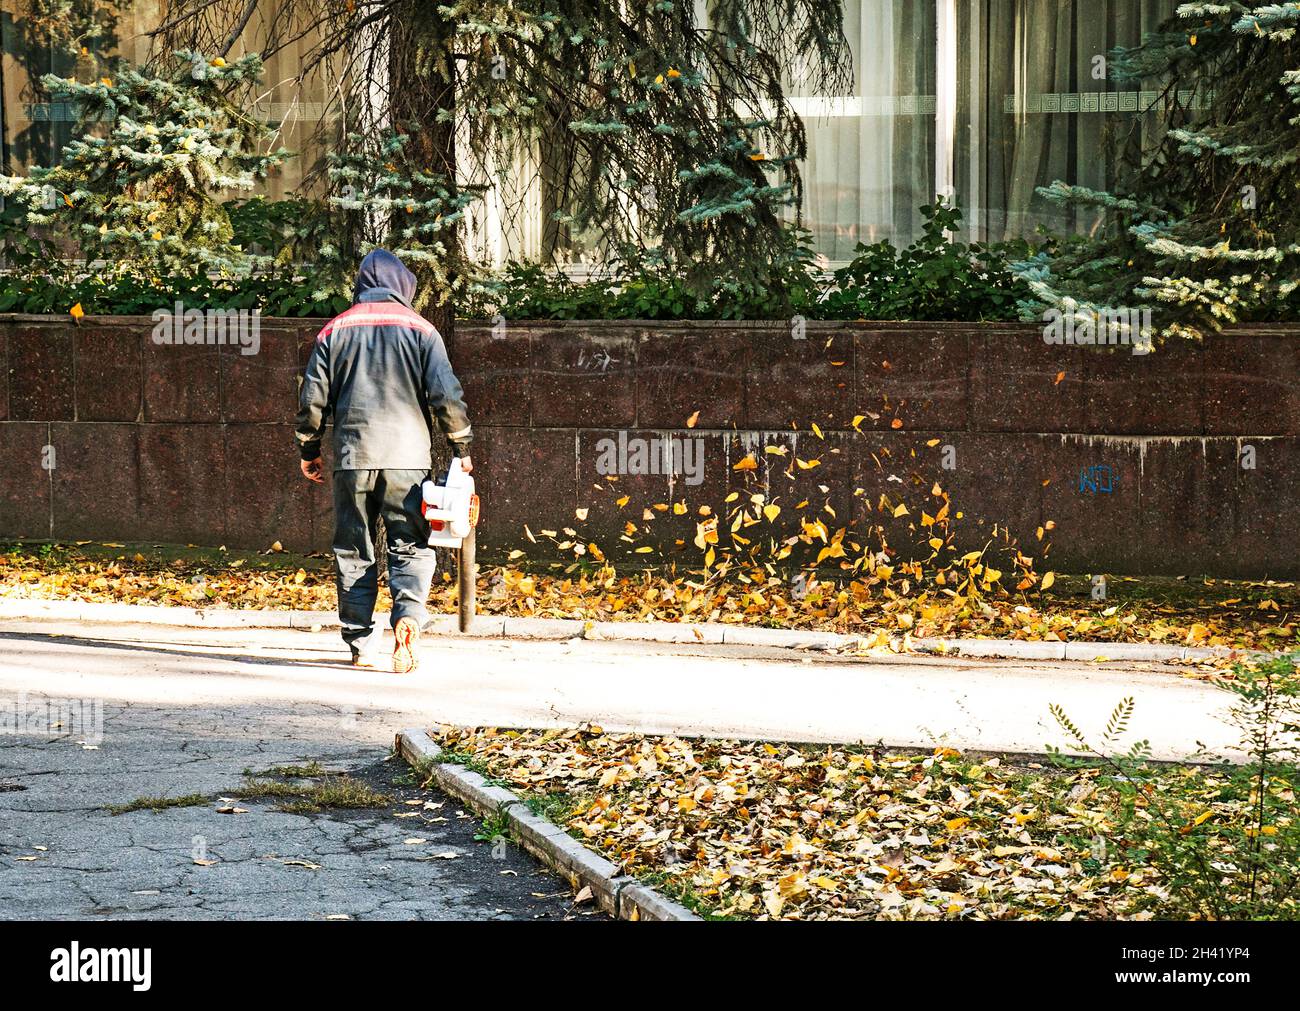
xmin=332 ymin=469 xmax=435 ymax=658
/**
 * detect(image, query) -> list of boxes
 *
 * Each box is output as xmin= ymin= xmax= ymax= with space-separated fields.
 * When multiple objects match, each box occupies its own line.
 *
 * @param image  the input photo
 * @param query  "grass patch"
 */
xmin=474 ymin=807 xmax=514 ymax=843
xmin=229 ymin=779 xmax=302 ymax=800
xmin=636 ymin=870 xmax=739 ymax=921
xmin=522 ymin=792 xmax=579 ymax=827
xmin=231 ymin=775 xmax=391 ymax=814
xmin=432 ymin=746 xmax=495 ymax=779
xmin=242 ymin=761 xmax=330 ymax=779
xmin=107 ymin=793 xmax=210 ymax=815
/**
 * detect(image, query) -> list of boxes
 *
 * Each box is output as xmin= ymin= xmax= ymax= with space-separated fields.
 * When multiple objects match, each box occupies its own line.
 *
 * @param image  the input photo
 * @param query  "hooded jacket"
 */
xmin=295 ymin=250 xmax=473 ymax=470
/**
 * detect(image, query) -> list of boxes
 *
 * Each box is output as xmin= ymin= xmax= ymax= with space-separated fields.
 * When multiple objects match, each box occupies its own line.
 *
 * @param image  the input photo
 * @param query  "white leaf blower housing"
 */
xmin=422 ymin=457 xmax=480 ymax=548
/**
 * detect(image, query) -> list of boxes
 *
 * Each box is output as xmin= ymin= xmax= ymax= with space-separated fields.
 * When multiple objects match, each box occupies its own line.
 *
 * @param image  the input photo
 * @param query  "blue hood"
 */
xmin=353 ymin=249 xmax=417 ymax=306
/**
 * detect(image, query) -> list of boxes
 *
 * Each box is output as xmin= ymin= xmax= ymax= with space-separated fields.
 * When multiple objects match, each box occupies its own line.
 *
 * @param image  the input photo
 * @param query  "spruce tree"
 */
xmin=0 ymin=50 xmax=287 ymax=277
xmin=1018 ymin=1 xmax=1300 ymax=340
xmin=155 ymin=1 xmax=853 ymax=315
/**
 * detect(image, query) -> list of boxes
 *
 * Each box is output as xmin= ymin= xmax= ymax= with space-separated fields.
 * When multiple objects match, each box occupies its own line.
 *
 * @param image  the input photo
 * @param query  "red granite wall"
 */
xmin=0 ymin=315 xmax=1295 ymax=578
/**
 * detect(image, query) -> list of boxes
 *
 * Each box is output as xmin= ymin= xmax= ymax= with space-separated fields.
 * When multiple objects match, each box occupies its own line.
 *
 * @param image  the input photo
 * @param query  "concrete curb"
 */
xmin=0 ymin=598 xmax=297 ymax=628
xmin=0 ymin=597 xmax=1242 ymax=664
xmin=395 ymin=728 xmax=701 ymax=922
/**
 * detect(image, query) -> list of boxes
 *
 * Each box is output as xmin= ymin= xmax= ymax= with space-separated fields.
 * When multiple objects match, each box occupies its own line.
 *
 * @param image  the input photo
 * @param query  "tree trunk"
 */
xmin=387 ymin=3 xmax=458 ymax=344
xmin=384 ymin=6 xmax=459 ymax=585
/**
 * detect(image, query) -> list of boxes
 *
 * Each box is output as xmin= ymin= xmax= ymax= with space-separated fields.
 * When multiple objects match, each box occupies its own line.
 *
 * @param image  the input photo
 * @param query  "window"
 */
xmin=953 ymin=0 xmax=1178 ymax=242
xmin=793 ymin=0 xmax=1179 ymax=260
xmin=791 ymin=0 xmax=937 ymax=260
xmin=0 ymin=0 xmax=1182 ymax=263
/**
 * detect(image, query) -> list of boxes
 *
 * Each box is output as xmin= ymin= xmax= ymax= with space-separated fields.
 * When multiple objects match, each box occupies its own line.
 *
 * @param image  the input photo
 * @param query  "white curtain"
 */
xmin=795 ymin=0 xmax=937 ymax=260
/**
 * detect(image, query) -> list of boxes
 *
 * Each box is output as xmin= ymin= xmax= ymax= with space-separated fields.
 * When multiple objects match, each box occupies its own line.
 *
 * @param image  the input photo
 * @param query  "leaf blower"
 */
xmin=421 ymin=457 xmax=480 ymax=632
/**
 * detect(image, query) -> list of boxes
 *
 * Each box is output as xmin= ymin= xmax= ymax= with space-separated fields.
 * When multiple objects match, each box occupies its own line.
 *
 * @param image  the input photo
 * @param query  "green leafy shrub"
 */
xmin=1051 ymin=651 xmax=1300 ymax=920
xmin=0 ymin=258 xmax=348 ymax=318
xmin=467 ymin=223 xmax=820 ymax=322
xmin=0 ymin=193 xmax=1037 ymax=322
xmin=818 ymin=198 xmax=1035 ymax=323
xmin=463 ymin=262 xmax=617 ymax=321
xmin=466 ymin=202 xmax=1031 ymax=323
xmin=0 ymin=192 xmax=353 ymax=318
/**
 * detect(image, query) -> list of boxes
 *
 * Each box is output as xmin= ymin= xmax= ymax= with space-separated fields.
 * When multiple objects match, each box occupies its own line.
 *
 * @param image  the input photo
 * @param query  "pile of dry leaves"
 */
xmin=1 ymin=541 xmax=1294 ymax=651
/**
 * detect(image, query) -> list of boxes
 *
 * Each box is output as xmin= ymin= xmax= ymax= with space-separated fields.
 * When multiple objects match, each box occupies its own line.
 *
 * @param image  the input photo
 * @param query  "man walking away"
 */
xmin=295 ymin=249 xmax=473 ymax=673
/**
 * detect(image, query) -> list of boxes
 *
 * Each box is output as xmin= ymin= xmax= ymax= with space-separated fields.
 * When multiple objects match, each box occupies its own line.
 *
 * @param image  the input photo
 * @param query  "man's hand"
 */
xmin=300 ymin=457 xmax=325 ymax=484
xmin=460 ymin=456 xmax=473 ymax=474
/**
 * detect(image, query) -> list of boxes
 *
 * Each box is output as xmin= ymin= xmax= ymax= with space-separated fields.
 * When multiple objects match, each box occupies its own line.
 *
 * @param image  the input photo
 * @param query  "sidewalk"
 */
xmin=0 ymin=598 xmax=1238 ymax=664
xmin=0 ymin=615 xmax=1242 ymax=762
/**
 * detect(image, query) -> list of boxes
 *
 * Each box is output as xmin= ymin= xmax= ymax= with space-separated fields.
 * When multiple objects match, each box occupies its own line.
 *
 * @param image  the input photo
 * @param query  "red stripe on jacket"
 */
xmin=316 ymin=302 xmax=435 ymax=342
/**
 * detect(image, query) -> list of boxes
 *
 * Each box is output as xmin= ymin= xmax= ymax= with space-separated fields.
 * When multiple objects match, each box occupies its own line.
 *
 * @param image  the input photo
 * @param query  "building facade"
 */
xmin=1 ymin=0 xmax=1179 ymax=265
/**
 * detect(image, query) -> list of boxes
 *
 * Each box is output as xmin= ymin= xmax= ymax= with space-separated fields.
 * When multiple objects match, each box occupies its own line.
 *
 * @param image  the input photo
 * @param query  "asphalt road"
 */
xmin=0 ymin=625 xmax=615 ymax=920
xmin=0 ymin=619 xmax=1235 ymax=919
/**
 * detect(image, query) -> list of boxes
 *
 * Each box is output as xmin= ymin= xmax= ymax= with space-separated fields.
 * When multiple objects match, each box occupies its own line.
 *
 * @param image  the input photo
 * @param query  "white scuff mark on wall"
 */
xmin=1055 ymin=434 xmax=1277 ymax=482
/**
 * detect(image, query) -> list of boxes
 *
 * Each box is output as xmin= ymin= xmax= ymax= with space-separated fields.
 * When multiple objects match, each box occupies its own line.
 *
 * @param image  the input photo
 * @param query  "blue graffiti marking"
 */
xmin=1078 ymin=464 xmax=1120 ymax=495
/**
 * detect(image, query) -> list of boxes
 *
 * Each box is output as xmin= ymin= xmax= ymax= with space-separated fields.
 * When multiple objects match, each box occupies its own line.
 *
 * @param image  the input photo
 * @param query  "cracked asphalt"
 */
xmin=0 ymin=651 xmax=599 ymax=920
xmin=0 ymin=614 xmax=1228 ymax=920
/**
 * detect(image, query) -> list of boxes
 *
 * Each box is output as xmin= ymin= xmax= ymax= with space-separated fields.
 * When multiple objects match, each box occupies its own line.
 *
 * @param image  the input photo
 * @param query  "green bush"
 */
xmin=0 ymin=260 xmax=349 ymax=318
xmin=0 ymin=194 xmax=351 ymax=318
xmin=465 ymin=225 xmax=821 ymax=321
xmin=0 ymin=196 xmax=1037 ymax=322
xmin=465 ymin=202 xmax=1032 ymax=323
xmin=1051 ymin=651 xmax=1300 ymax=920
xmin=819 ymin=199 xmax=1035 ymax=323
